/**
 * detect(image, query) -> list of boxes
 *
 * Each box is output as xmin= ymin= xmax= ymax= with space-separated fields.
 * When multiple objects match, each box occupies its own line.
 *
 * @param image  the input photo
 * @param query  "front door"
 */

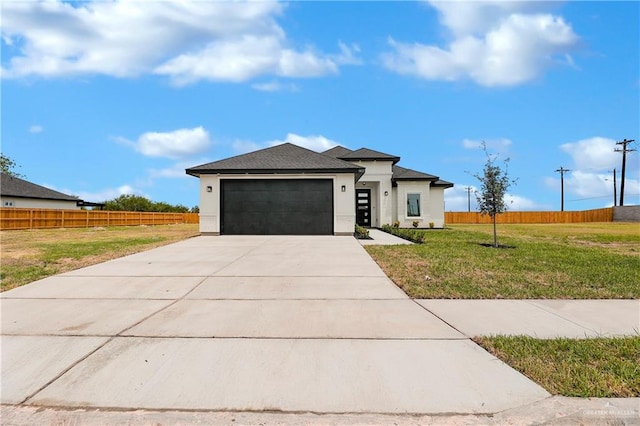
xmin=355 ymin=189 xmax=371 ymax=227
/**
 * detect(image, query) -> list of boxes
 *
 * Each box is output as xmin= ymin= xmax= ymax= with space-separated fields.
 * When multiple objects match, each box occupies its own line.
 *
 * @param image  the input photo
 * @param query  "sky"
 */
xmin=2 ymin=0 xmax=639 ymax=212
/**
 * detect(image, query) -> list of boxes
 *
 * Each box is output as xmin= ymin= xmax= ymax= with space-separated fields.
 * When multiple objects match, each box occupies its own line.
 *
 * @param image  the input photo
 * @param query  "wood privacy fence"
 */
xmin=445 ymin=208 xmax=614 ymax=224
xmin=0 ymin=208 xmax=199 ymax=231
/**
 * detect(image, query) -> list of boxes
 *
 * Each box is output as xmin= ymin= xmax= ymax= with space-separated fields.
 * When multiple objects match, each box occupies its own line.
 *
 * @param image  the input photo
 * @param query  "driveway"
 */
xmin=1 ymin=235 xmax=548 ymax=414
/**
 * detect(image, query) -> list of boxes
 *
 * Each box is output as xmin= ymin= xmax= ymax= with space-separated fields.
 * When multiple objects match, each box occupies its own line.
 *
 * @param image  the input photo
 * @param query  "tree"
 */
xmin=0 ymin=153 xmax=25 ymax=178
xmin=103 ymin=194 xmax=190 ymax=212
xmin=472 ymin=142 xmax=517 ymax=248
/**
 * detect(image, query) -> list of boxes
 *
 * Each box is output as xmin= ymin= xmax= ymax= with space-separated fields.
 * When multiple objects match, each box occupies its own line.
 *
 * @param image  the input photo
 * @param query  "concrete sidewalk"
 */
xmin=419 ymin=299 xmax=640 ymax=338
xmin=1 ymin=235 xmax=638 ymax=424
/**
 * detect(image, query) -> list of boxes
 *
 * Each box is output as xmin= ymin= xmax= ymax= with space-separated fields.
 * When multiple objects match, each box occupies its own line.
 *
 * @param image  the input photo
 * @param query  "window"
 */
xmin=407 ymin=193 xmax=421 ymax=217
xmin=4 ymin=201 xmax=14 ymax=207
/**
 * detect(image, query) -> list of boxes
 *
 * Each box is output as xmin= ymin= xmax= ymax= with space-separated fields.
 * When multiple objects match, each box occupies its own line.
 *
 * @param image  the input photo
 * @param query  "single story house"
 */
xmin=186 ymin=143 xmax=453 ymax=235
xmin=0 ymin=172 xmax=83 ymax=209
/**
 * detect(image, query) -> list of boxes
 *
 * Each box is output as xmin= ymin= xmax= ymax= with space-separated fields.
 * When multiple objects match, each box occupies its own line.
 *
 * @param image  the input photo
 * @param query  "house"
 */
xmin=0 ymin=172 xmax=81 ymax=209
xmin=186 ymin=143 xmax=453 ymax=235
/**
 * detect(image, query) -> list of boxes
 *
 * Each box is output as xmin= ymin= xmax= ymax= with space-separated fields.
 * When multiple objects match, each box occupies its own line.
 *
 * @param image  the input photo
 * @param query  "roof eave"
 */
xmin=186 ymin=168 xmax=364 ymax=177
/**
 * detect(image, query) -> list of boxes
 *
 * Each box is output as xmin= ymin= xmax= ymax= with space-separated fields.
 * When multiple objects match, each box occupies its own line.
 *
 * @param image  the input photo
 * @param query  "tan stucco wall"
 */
xmin=350 ymin=160 xmax=393 ymax=227
xmin=395 ymin=181 xmax=441 ymax=228
xmin=197 ymin=174 xmax=356 ymax=235
xmin=428 ymin=187 xmax=446 ymax=227
xmin=0 ymin=197 xmax=79 ymax=210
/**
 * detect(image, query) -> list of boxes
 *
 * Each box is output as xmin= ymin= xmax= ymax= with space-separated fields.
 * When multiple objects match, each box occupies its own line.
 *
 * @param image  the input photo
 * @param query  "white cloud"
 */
xmin=560 ymin=136 xmax=619 ymax=171
xmin=382 ymin=2 xmax=579 ymax=86
xmin=444 ymin=185 xmax=478 ymax=211
xmin=48 ymin=184 xmax=143 ymax=203
xmin=121 ymin=127 xmax=212 ymax=160
xmin=267 ymin=133 xmax=340 ymax=152
xmin=445 ymin=185 xmax=548 ymax=211
xmin=232 ymin=140 xmax=263 ymax=154
xmin=462 ymin=138 xmax=512 ymax=151
xmin=28 ymin=125 xmax=43 ymax=134
xmin=2 ymin=1 xmax=359 ymax=84
xmin=148 ymin=161 xmax=198 ymax=179
xmin=251 ymin=81 xmax=300 ymax=92
xmin=505 ymin=193 xmax=549 ymax=211
xmin=232 ymin=132 xmax=341 ymax=154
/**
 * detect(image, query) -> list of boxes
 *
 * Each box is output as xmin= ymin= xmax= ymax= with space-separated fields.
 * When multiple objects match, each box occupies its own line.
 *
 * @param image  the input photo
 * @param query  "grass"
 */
xmin=366 ymin=223 xmax=640 ymax=299
xmin=0 ymin=224 xmax=199 ymax=291
xmin=475 ymin=336 xmax=640 ymax=397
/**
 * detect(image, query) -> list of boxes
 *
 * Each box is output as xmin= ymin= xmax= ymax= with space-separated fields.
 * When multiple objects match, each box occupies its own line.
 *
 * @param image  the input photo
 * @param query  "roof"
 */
xmin=336 ymin=147 xmax=400 ymax=164
xmin=392 ymin=165 xmax=453 ymax=188
xmin=432 ymin=179 xmax=455 ymax=188
xmin=392 ymin=165 xmax=438 ymax=181
xmin=0 ymin=172 xmax=79 ymax=201
xmin=186 ymin=143 xmax=365 ymax=177
xmin=322 ymin=146 xmax=354 ymax=158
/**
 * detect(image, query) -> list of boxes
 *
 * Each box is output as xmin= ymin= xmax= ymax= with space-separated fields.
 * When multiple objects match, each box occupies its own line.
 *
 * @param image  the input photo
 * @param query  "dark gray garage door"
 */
xmin=221 ymin=179 xmax=334 ymax=235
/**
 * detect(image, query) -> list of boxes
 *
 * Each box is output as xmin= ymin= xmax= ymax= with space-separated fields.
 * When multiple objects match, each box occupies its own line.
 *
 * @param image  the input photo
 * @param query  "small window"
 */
xmin=407 ymin=193 xmax=421 ymax=217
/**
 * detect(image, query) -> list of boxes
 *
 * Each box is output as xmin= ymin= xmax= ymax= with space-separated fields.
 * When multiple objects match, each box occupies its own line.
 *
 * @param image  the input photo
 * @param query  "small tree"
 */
xmin=472 ymin=142 xmax=516 ymax=248
xmin=0 ymin=153 xmax=25 ymax=178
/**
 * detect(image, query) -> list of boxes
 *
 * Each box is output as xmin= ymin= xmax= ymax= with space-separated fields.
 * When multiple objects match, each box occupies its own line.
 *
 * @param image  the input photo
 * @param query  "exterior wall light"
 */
xmin=206 ymin=186 xmax=213 ymax=192
xmin=341 ymin=185 xmax=346 ymax=192
xmin=384 ymin=191 xmax=389 ymax=196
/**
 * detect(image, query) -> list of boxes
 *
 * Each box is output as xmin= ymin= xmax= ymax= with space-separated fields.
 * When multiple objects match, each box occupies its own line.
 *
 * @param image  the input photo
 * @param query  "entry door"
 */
xmin=356 ymin=189 xmax=371 ymax=227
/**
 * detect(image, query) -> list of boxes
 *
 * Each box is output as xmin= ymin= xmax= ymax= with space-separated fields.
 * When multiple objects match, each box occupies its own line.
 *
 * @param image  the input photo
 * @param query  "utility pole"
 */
xmin=615 ymin=139 xmax=636 ymax=206
xmin=555 ymin=167 xmax=570 ymax=212
xmin=465 ymin=186 xmax=473 ymax=212
xmin=610 ymin=169 xmax=617 ymax=207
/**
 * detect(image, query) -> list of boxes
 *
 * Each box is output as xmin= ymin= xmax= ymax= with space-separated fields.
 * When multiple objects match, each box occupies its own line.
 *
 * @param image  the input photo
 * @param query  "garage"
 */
xmin=221 ymin=179 xmax=333 ymax=235
xmin=186 ymin=143 xmax=364 ymax=236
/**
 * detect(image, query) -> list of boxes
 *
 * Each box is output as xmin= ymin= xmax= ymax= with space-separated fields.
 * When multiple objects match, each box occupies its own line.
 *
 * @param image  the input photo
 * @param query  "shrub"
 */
xmin=380 ymin=225 xmax=426 ymax=244
xmin=412 ymin=220 xmax=420 ymax=228
xmin=355 ymin=225 xmax=370 ymax=239
xmin=392 ymin=220 xmax=400 ymax=228
xmin=429 ymin=222 xmax=435 ymax=229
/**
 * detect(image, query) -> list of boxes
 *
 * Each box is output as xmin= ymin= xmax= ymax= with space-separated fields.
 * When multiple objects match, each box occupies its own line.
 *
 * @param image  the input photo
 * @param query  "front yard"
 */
xmin=365 ymin=223 xmax=639 ymax=299
xmin=367 ymin=223 xmax=640 ymax=398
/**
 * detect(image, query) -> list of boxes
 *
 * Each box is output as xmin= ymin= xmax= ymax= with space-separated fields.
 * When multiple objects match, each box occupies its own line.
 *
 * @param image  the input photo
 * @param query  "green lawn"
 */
xmin=366 ymin=223 xmax=640 ymax=299
xmin=1 ymin=224 xmax=200 ymax=291
xmin=476 ymin=336 xmax=640 ymax=397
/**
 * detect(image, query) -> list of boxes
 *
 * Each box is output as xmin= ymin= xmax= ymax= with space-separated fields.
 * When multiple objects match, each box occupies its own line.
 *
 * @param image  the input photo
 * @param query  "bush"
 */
xmin=355 ymin=225 xmax=370 ymax=239
xmin=380 ymin=225 xmax=426 ymax=244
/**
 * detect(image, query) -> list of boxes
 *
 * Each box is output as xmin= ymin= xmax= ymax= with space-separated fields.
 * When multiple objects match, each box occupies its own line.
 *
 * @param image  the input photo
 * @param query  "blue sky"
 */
xmin=2 ymin=0 xmax=638 ymax=211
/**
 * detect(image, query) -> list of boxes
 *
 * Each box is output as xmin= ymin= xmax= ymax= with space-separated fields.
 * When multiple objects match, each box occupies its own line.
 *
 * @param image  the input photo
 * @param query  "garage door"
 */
xmin=221 ymin=179 xmax=334 ymax=235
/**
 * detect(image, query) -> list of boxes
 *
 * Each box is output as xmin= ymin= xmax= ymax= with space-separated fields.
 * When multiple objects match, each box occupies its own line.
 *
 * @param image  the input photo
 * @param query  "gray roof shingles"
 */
xmin=0 ymin=172 xmax=78 ymax=201
xmin=186 ymin=143 xmax=364 ymax=176
xmin=186 ymin=143 xmax=453 ymax=189
xmin=336 ymin=147 xmax=400 ymax=164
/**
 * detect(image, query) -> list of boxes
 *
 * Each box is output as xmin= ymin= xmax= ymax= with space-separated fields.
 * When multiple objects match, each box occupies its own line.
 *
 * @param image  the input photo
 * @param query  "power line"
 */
xmin=615 ymin=138 xmax=636 ymax=206
xmin=555 ymin=167 xmax=571 ymax=211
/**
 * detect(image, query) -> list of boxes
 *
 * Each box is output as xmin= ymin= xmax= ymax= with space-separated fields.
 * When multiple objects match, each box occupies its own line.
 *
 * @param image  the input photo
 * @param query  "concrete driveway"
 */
xmin=1 ymin=235 xmax=548 ymax=414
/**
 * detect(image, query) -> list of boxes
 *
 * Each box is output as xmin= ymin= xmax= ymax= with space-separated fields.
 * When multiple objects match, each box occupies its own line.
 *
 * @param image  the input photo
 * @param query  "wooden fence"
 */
xmin=0 ymin=208 xmax=199 ymax=231
xmin=445 ymin=207 xmax=614 ymax=224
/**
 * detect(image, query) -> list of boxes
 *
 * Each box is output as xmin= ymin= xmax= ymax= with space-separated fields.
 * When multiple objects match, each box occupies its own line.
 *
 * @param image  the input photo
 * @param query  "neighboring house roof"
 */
xmin=0 ymin=172 xmax=79 ymax=201
xmin=336 ymin=147 xmax=401 ymax=165
xmin=186 ymin=143 xmax=365 ymax=178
